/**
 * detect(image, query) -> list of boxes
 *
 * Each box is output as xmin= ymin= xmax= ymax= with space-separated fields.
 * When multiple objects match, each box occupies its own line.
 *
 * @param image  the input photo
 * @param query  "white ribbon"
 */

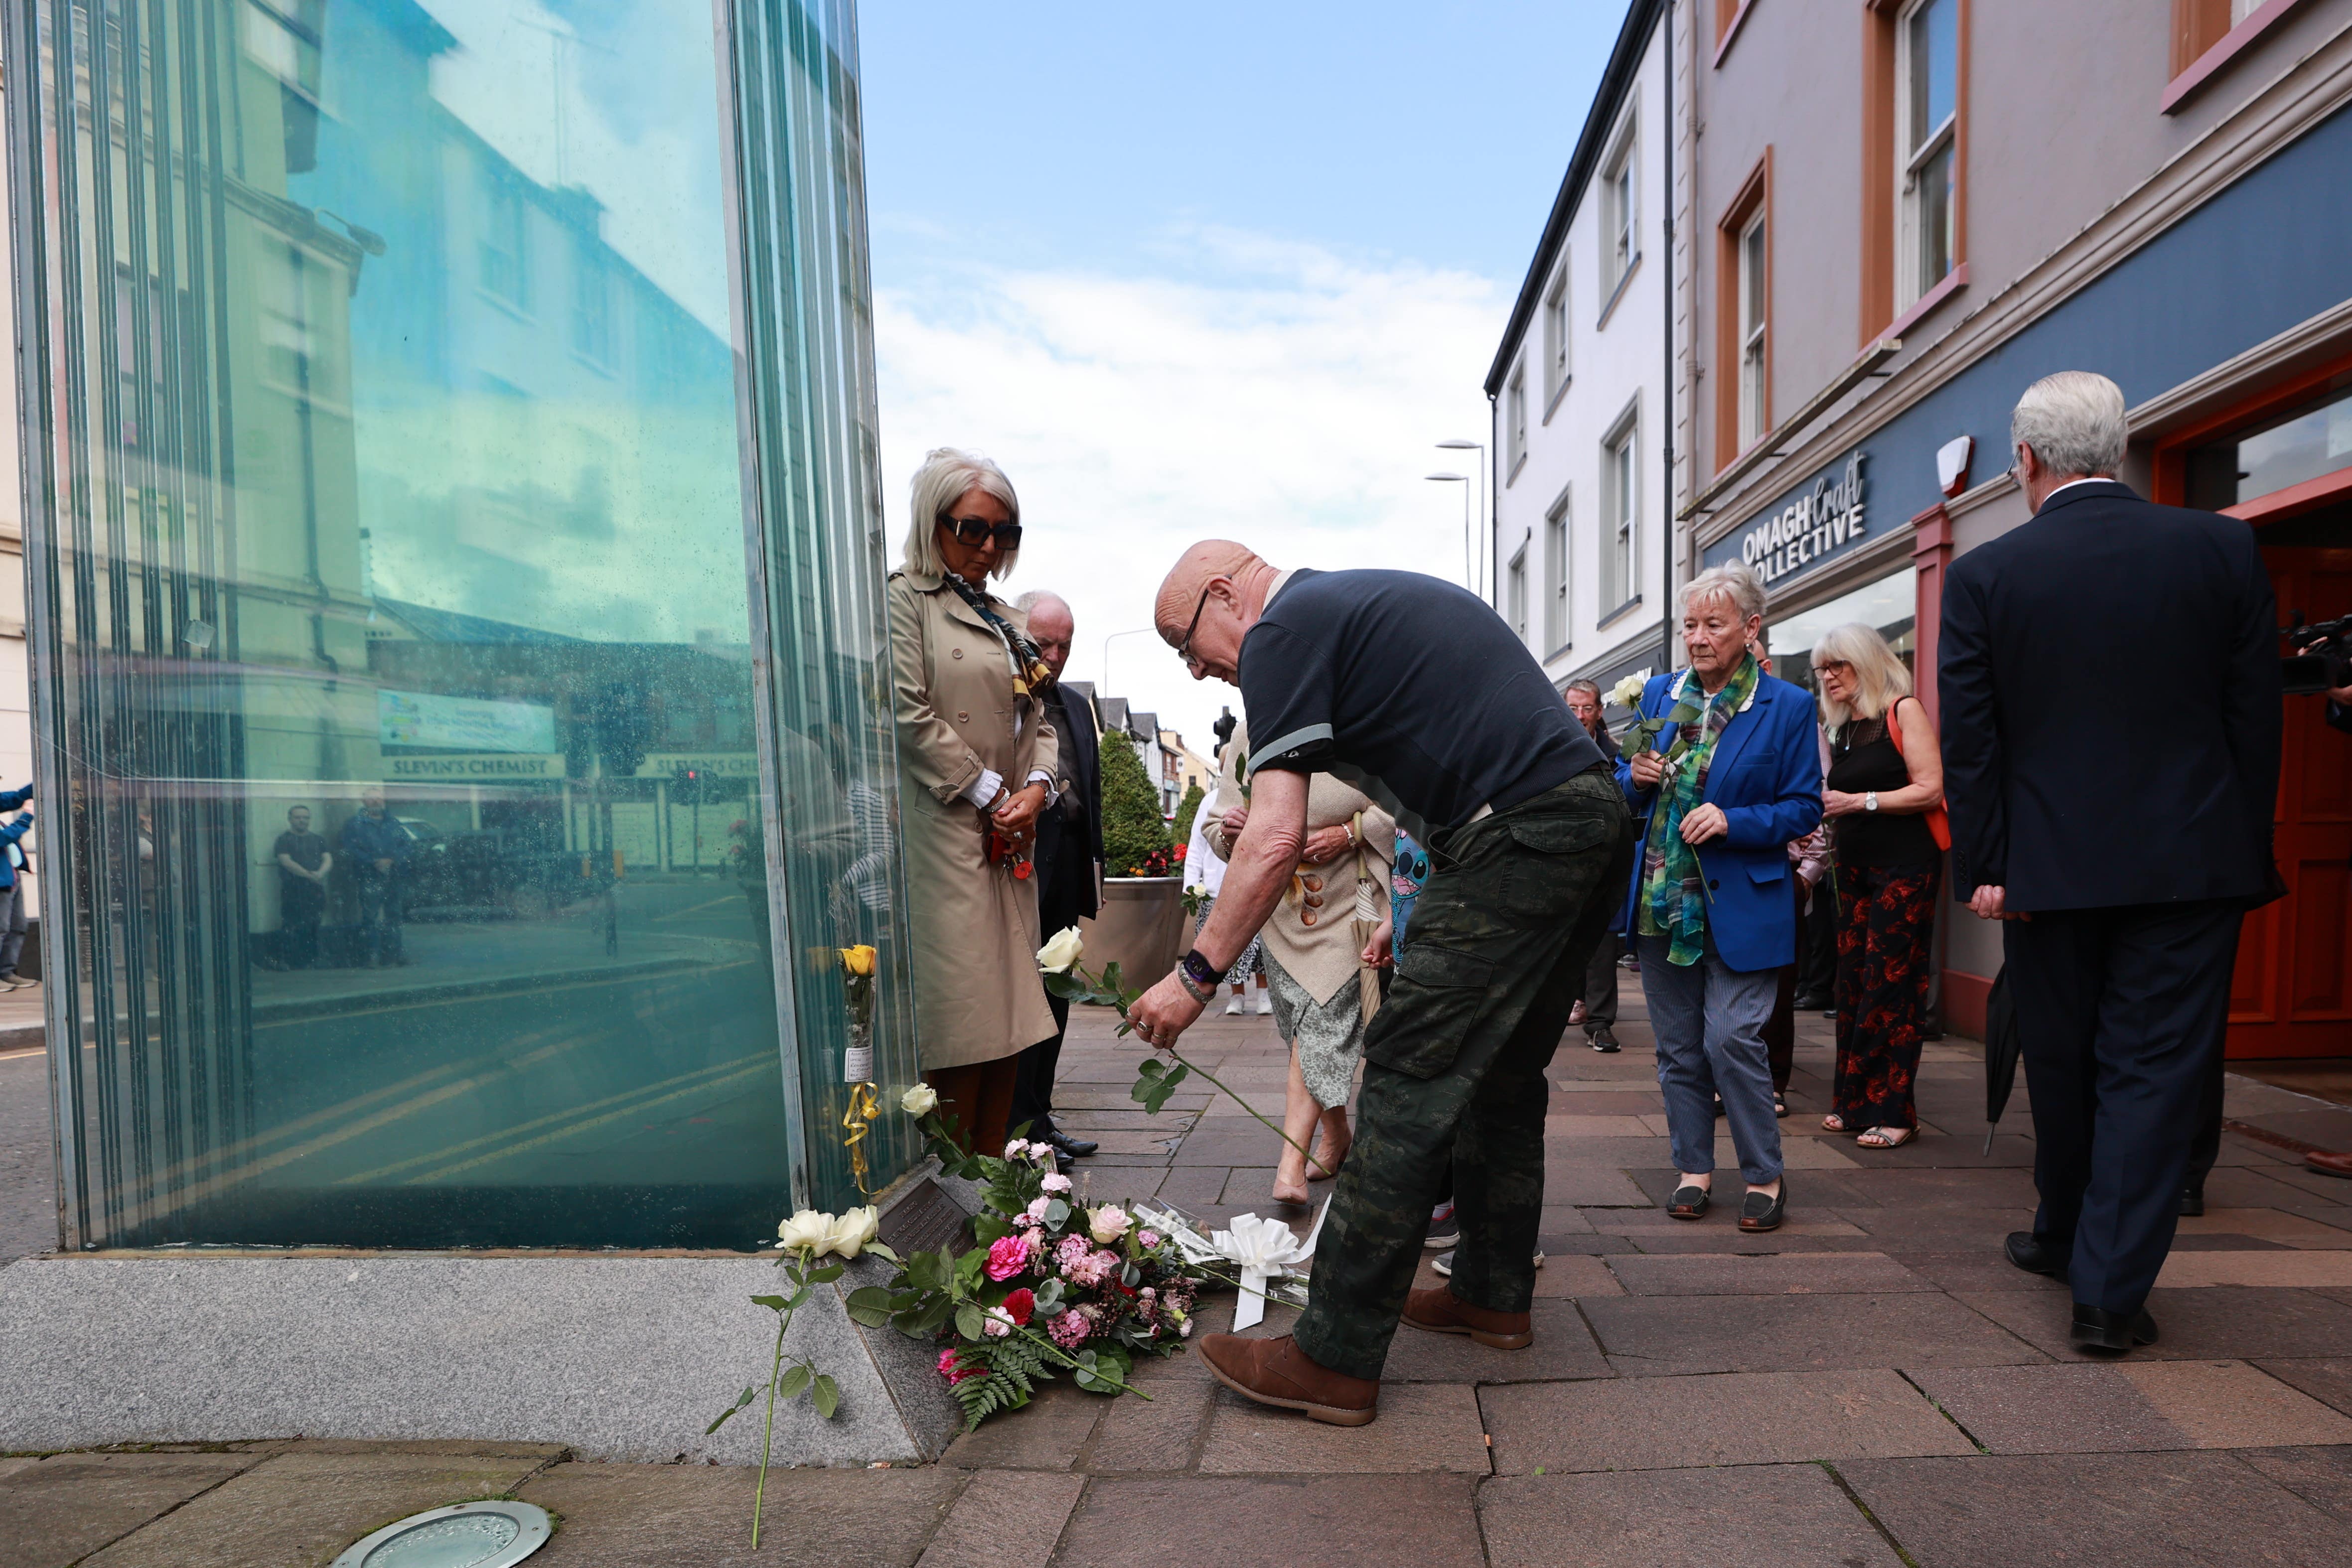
xmin=1137 ymin=1200 xmax=1328 ymax=1330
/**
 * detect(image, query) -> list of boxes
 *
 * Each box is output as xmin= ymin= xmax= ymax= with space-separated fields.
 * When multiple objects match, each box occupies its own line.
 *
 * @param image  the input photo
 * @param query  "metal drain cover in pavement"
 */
xmin=328 ymin=1501 xmax=551 ymax=1568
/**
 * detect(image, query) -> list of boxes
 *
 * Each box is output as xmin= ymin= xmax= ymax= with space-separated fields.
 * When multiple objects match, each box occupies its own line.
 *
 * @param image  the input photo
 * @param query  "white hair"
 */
xmin=900 ymin=447 xmax=1021 ymax=580
xmin=1012 ymin=590 xmax=1070 ymax=621
xmin=1678 ymin=560 xmax=1766 ymax=624
xmin=1811 ymin=621 xmax=1912 ymax=728
xmin=2011 ymin=371 xmax=2126 ymax=480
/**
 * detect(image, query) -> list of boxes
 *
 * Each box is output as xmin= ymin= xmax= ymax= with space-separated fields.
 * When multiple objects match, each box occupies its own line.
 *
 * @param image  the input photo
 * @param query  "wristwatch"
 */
xmin=1178 ymin=948 xmax=1227 ymax=988
xmin=1864 ymin=792 xmax=1879 ymax=813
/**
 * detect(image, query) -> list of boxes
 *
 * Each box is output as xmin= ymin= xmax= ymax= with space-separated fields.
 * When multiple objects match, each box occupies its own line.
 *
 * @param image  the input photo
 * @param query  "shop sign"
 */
xmin=377 ymin=689 xmax=557 ymax=753
xmin=637 ymin=751 xmax=759 ymax=779
xmin=384 ymin=752 xmax=566 ymax=781
xmin=1719 ymin=451 xmax=1869 ymax=586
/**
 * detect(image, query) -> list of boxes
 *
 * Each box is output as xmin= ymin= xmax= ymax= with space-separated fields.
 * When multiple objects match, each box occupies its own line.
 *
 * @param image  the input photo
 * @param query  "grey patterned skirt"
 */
xmin=1194 ymin=894 xmax=1262 ymax=982
xmin=1263 ymin=948 xmax=1366 ymax=1110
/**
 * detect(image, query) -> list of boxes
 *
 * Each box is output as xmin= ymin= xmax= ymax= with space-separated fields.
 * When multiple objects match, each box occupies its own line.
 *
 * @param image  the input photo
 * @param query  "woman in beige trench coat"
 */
xmin=1207 ymin=720 xmax=1393 ymax=1205
xmin=889 ymin=448 xmax=1060 ymax=1155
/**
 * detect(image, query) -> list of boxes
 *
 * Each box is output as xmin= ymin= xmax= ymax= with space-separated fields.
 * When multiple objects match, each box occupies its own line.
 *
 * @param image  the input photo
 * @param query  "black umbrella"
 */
xmin=1983 ymin=967 xmax=2021 ymax=1154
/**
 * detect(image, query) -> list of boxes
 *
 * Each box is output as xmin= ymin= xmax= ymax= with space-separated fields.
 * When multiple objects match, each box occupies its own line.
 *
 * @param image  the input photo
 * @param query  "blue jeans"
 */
xmin=1639 ymin=932 xmax=1784 ymax=1184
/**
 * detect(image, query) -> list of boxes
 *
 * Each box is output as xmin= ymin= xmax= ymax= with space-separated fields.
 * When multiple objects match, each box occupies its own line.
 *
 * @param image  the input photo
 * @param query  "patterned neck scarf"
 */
xmin=943 ymin=573 xmax=1054 ymax=698
xmin=1637 ymin=654 xmax=1760 ymax=966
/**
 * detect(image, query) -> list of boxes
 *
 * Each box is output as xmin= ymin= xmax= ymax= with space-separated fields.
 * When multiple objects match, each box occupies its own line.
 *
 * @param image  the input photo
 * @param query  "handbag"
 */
xmin=1886 ymin=697 xmax=1952 ymax=853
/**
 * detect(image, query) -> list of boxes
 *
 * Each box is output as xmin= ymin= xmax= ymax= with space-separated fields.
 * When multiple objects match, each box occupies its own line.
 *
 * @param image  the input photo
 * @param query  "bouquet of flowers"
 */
xmin=847 ymin=1087 xmax=1211 ymax=1430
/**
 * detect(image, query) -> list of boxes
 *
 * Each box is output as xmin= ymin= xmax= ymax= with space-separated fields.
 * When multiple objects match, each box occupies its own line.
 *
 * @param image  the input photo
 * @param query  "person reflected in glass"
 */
xmin=272 ymin=805 xmax=332 ymax=971
xmin=340 ymin=787 xmax=413 ymax=969
xmin=1619 ymin=564 xmax=1823 ymax=1234
xmin=1813 ymin=626 xmax=1946 ymax=1149
xmin=888 ymin=448 xmax=1059 ymax=1156
xmin=0 ymin=782 xmax=33 ymax=991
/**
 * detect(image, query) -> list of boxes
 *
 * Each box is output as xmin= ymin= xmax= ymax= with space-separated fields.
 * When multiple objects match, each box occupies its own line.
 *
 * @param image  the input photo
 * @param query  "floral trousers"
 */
xmin=1831 ymin=860 xmax=1941 ymax=1131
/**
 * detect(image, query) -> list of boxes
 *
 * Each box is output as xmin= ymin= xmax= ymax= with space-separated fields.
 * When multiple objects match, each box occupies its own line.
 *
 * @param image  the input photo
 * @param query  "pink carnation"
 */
xmin=984 ymin=1232 xmax=1033 ymax=1282
xmin=937 ymin=1348 xmax=984 ymax=1385
xmin=1138 ymin=1229 xmax=1162 ymax=1249
xmin=1048 ymin=1310 xmax=1092 ymax=1349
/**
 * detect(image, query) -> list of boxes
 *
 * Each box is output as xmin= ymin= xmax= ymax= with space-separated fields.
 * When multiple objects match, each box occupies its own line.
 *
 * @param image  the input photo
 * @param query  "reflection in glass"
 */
xmin=2186 ymin=387 xmax=2352 ymax=512
xmin=1767 ymin=568 xmax=1918 ymax=709
xmin=15 ymin=0 xmax=911 ymax=1247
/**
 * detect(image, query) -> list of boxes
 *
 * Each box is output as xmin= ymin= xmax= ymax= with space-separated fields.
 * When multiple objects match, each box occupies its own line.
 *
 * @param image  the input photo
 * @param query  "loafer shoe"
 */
xmin=1401 ymin=1285 xmax=1533 ymax=1350
xmin=1197 ymin=1333 xmax=1377 ymax=1425
xmin=1738 ymin=1181 xmax=1787 ymax=1233
xmin=1668 ymin=1183 xmax=1710 ymax=1221
xmin=1044 ymin=1128 xmax=1099 ymax=1159
xmin=2071 ymin=1303 xmax=2159 ymax=1352
xmin=2004 ymin=1232 xmax=2070 ymax=1278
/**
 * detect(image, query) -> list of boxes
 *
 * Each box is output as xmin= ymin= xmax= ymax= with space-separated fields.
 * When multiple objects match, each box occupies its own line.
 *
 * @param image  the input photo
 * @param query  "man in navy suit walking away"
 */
xmin=1940 ymin=371 xmax=2281 ymax=1352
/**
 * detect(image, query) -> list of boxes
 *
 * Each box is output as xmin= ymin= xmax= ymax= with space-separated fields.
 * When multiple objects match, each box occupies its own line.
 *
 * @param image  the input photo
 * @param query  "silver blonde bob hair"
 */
xmin=2011 ymin=370 xmax=2127 ymax=480
xmin=900 ymin=447 xmax=1022 ymax=580
xmin=1812 ymin=621 xmax=1912 ymax=729
xmin=1678 ymin=560 xmax=1767 ymax=625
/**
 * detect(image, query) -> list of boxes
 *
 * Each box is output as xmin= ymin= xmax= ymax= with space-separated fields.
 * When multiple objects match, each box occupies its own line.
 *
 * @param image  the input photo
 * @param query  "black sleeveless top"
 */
xmin=1827 ymin=703 xmax=1940 ymax=870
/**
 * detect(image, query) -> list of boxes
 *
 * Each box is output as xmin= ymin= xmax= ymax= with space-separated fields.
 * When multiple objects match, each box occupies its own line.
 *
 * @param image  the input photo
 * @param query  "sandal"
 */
xmin=1668 ymin=1183 xmax=1711 ymax=1221
xmin=1774 ymin=1095 xmax=1789 ymax=1119
xmin=1855 ymin=1126 xmax=1917 ymax=1149
xmin=1739 ymin=1181 xmax=1788 ymax=1233
xmin=1820 ymin=1114 xmax=1849 ymax=1134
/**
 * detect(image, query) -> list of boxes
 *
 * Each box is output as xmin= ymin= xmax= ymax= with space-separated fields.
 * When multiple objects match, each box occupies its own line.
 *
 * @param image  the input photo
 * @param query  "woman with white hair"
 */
xmin=888 ymin=447 xmax=1060 ymax=1155
xmin=1617 ymin=562 xmax=1824 ymax=1233
xmin=1813 ymin=623 xmax=1946 ymax=1149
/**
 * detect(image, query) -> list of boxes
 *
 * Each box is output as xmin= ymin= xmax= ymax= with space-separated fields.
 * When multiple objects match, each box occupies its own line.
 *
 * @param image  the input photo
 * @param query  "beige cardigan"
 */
xmin=1204 ymin=721 xmax=1393 ymax=1006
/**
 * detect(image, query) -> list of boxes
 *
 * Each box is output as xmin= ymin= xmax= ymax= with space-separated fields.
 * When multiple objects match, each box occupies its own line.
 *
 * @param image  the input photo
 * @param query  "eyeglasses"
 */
xmin=1176 ymin=585 xmax=1214 ymax=671
xmin=942 ymin=515 xmax=1023 ymax=550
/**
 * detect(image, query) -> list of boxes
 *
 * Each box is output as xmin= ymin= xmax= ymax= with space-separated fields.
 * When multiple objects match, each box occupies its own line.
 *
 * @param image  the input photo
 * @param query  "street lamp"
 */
xmin=1436 ymin=439 xmax=1488 ymax=602
xmin=1425 ymin=472 xmax=1470 ymax=589
xmin=1100 ymin=627 xmax=1157 ymax=696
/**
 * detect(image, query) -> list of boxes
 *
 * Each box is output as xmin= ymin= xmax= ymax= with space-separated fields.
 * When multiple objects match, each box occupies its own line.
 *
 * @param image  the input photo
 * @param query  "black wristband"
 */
xmin=1178 ymin=948 xmax=1226 ymax=987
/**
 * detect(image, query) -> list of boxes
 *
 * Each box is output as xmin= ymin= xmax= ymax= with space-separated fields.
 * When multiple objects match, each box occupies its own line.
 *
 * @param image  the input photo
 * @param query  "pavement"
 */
xmin=7 ymin=990 xmax=2352 ymax=1564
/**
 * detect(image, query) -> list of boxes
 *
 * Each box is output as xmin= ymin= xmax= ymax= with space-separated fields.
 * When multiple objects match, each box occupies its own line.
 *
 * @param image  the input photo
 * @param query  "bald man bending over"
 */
xmin=1130 ymin=542 xmax=1631 ymax=1425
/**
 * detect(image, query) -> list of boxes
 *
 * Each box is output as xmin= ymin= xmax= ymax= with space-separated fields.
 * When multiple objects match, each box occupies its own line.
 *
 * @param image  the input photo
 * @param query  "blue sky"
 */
xmin=858 ymin=1 xmax=1625 ymax=753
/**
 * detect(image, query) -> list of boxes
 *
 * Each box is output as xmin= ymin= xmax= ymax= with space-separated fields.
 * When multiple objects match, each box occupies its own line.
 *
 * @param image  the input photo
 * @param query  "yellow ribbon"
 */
xmin=841 ymin=1080 xmax=881 ymax=1194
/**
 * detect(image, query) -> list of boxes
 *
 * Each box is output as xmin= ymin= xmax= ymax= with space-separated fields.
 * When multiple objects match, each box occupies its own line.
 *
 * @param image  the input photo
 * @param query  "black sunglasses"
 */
xmin=942 ymin=515 xmax=1023 ymax=550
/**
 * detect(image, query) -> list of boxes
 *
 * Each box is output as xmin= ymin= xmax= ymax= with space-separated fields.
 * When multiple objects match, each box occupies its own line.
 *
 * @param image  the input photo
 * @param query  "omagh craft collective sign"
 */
xmin=1707 ymin=451 xmax=1870 ymax=586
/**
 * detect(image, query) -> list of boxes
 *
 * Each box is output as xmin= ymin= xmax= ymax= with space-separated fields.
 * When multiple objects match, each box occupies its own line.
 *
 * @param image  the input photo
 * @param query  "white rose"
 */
xmin=822 ymin=1205 xmax=880 ymax=1259
xmin=1088 ymin=1204 xmax=1132 ymax=1245
xmin=900 ymin=1083 xmax=938 ymax=1116
xmin=1036 ymin=926 xmax=1084 ymax=975
xmin=776 ymin=1209 xmax=831 ymax=1253
xmin=1004 ymin=1139 xmax=1030 ymax=1159
xmin=1608 ymin=674 xmax=1647 ymax=709
xmin=1040 ymin=1173 xmax=1072 ymax=1194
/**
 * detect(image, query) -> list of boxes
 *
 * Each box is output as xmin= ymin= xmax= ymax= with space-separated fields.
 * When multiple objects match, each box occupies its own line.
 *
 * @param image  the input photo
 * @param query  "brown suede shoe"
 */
xmin=1400 ymin=1285 xmax=1534 ymax=1349
xmin=1197 ymin=1333 xmax=1378 ymax=1425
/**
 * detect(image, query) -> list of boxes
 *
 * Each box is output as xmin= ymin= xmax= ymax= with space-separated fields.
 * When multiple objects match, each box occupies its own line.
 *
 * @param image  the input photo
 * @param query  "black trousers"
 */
xmin=1010 ymin=991 xmax=1069 ymax=1139
xmin=2005 ymin=899 xmax=2242 ymax=1313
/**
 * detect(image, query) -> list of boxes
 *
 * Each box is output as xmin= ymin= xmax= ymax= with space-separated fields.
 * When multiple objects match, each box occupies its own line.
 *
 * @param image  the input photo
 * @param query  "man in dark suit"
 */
xmin=1940 ymin=370 xmax=2282 ymax=1354
xmin=1010 ymin=591 xmax=1103 ymax=1160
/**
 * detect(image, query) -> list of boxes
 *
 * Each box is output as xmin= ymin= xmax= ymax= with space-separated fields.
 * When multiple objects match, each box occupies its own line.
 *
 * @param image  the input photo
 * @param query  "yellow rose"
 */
xmin=1036 ymin=926 xmax=1084 ymax=975
xmin=901 ymin=1083 xmax=938 ymax=1116
xmin=822 ymin=1205 xmax=881 ymax=1259
xmin=776 ymin=1209 xmax=831 ymax=1254
xmin=840 ymin=945 xmax=877 ymax=977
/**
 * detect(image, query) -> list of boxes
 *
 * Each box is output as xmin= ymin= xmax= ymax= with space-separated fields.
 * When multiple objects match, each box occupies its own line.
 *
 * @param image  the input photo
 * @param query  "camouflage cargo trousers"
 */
xmin=1293 ymin=767 xmax=1633 ymax=1381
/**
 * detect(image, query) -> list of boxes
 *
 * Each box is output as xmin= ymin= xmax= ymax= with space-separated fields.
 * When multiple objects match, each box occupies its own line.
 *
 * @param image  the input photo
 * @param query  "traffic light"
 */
xmin=671 ymin=766 xmax=703 ymax=805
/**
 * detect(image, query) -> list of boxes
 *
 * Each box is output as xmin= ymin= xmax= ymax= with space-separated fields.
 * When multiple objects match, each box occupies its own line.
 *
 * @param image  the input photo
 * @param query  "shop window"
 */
xmin=1715 ymin=150 xmax=1772 ymax=471
xmin=1506 ymin=363 xmax=1528 ymax=480
xmin=2184 ymin=383 xmax=2352 ymax=512
xmin=480 ymin=173 xmax=531 ymax=311
xmin=1542 ymin=256 xmax=1572 ymax=409
xmin=1861 ymin=0 xmax=1967 ymax=342
xmin=1507 ymin=546 xmax=1530 ymax=643
xmin=1601 ymin=115 xmax=1639 ymax=306
xmin=1602 ymin=407 xmax=1640 ymax=617
xmin=1544 ymin=493 xmax=1570 ymax=653
xmin=1767 ymin=567 xmax=1919 ymax=712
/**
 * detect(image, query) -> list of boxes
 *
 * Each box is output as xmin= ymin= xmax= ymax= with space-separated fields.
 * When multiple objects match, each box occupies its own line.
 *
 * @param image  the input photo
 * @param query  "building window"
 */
xmin=1506 ymin=363 xmax=1528 ymax=478
xmin=1506 ymin=546 xmax=1529 ymax=643
xmin=1738 ymin=215 xmax=1768 ymax=448
xmin=1542 ymin=257 xmax=1571 ymax=407
xmin=1897 ymin=0 xmax=1958 ymax=306
xmin=1602 ymin=409 xmax=1639 ymax=615
xmin=1601 ymin=116 xmax=1638 ymax=301
xmin=2172 ymin=0 xmax=2270 ymax=75
xmin=2183 ymin=383 xmax=2352 ymax=512
xmin=571 ymin=240 xmax=612 ymax=364
xmin=1543 ymin=495 xmax=1570 ymax=653
xmin=480 ymin=173 xmax=530 ymax=310
xmin=1714 ymin=151 xmax=1771 ymax=473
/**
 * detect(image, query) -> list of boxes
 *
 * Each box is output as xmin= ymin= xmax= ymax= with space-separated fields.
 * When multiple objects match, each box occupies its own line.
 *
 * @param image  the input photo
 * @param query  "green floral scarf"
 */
xmin=1636 ymin=654 xmax=1760 ymax=966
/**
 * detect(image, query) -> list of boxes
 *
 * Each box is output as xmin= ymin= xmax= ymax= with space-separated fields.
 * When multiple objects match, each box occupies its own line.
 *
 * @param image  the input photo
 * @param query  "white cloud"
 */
xmin=874 ymin=228 xmax=1503 ymax=759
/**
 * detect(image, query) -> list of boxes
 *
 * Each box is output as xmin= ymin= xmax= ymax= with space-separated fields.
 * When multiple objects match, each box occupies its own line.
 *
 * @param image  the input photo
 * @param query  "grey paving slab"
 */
xmin=84 ymin=1448 xmax=552 ymax=1568
xmin=520 ymin=1462 xmax=963 ymax=1567
xmin=2257 ymin=1357 xmax=2352 ymax=1416
xmin=1479 ymin=1465 xmax=1907 ymax=1567
xmin=941 ymin=1380 xmax=1104 ymax=1471
xmin=1378 ymin=1299 xmax=1611 ymax=1382
xmin=917 ymin=1470 xmax=1084 ymax=1568
xmin=1838 ymin=1450 xmax=2352 ymax=1568
xmin=1197 ymin=1381 xmax=1489 ymax=1474
xmin=1053 ymin=1475 xmax=1488 ymax=1568
xmin=1536 ymin=1163 xmax=1652 ymax=1207
xmin=0 ymin=1054 xmax=54 ymax=1268
xmin=1910 ymin=1364 xmax=2190 ymax=1453
xmin=2237 ymin=1445 xmax=2352 ymax=1528
xmin=1483 ymin=1369 xmax=1972 ymax=1473
xmin=0 ymin=1451 xmax=261 ymax=1568
xmin=1606 ymin=1251 xmax=1931 ymax=1295
xmin=1082 ymin=1356 xmax=1217 ymax=1472
xmin=1582 ymin=1291 xmax=2046 ymax=1375
xmin=1894 ymin=1251 xmax=2074 ymax=1293
xmin=1958 ymin=1285 xmax=2352 ymax=1363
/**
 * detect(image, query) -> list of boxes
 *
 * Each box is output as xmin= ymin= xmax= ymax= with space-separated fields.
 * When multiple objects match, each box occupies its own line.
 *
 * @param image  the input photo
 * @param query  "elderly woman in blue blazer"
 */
xmin=1617 ymin=563 xmax=1823 ymax=1233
